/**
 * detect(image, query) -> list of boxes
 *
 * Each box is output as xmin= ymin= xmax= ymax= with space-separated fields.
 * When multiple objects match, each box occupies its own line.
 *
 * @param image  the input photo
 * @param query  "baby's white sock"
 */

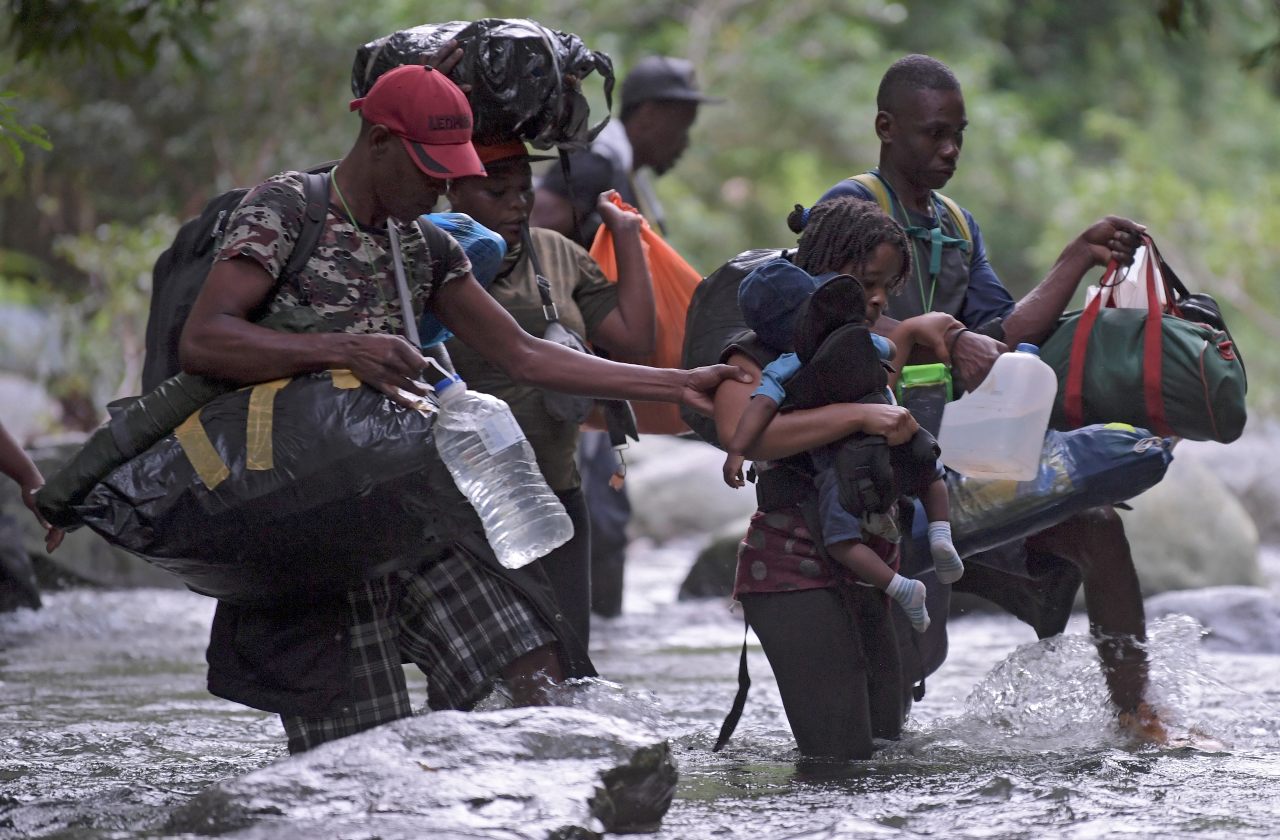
xmin=886 ymin=573 xmax=930 ymax=633
xmin=929 ymin=521 xmax=965 ymax=584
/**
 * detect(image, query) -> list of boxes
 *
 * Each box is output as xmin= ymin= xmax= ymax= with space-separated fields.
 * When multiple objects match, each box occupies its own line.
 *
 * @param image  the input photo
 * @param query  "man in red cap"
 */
xmin=179 ymin=63 xmax=745 ymax=753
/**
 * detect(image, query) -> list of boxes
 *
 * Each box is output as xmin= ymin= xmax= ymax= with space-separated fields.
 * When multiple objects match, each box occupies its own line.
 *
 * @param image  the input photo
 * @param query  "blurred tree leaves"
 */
xmin=5 ymin=0 xmax=216 ymax=69
xmin=0 ymin=89 xmax=49 ymax=166
xmin=2 ymin=0 xmax=1280 ymax=418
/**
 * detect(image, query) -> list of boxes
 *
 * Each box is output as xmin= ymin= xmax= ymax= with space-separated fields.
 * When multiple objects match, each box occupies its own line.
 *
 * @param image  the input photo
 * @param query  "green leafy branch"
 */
xmin=5 ymin=0 xmax=217 ymax=71
xmin=0 ymin=91 xmax=52 ymax=167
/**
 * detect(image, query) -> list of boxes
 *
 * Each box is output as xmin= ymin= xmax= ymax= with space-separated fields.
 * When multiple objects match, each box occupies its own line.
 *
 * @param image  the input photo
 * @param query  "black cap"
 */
xmin=620 ymin=56 xmax=724 ymax=111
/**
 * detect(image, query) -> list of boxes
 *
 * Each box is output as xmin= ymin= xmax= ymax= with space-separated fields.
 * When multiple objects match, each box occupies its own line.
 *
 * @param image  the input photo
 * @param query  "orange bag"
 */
xmin=589 ymin=193 xmax=701 ymax=434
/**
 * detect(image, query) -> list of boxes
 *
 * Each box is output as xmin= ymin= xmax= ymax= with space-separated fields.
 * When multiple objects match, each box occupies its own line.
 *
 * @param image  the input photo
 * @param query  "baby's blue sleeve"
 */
xmin=754 ymin=353 xmax=801 ymax=404
xmin=870 ymin=332 xmax=893 ymax=362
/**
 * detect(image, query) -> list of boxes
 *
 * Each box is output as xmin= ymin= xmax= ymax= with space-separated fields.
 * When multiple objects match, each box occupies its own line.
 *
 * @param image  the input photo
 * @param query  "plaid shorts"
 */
xmin=281 ymin=551 xmax=555 ymax=754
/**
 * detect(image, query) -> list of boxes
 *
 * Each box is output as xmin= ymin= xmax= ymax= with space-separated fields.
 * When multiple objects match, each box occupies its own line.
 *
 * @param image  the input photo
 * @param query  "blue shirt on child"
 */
xmin=753 ymin=333 xmax=894 ymax=404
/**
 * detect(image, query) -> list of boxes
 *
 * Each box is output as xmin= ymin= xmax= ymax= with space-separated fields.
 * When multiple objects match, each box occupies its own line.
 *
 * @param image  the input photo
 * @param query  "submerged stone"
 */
xmin=1146 ymin=586 xmax=1280 ymax=654
xmin=679 ymin=525 xmax=746 ymax=600
xmin=165 ymin=706 xmax=678 ymax=839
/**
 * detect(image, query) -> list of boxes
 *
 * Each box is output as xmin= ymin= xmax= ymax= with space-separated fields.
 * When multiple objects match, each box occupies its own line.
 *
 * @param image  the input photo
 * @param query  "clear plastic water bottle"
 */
xmin=432 ymin=376 xmax=573 ymax=569
xmin=937 ymin=343 xmax=1058 ymax=480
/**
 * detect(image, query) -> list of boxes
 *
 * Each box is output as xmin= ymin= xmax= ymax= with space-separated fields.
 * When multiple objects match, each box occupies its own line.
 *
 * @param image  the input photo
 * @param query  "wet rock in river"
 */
xmin=165 ymin=706 xmax=678 ymax=839
xmin=0 ymin=514 xmax=41 ymax=611
xmin=1117 ymin=457 xmax=1261 ymax=595
xmin=1146 ymin=586 xmax=1280 ymax=654
xmin=626 ymin=436 xmax=758 ymax=543
xmin=678 ymin=521 xmax=748 ymax=600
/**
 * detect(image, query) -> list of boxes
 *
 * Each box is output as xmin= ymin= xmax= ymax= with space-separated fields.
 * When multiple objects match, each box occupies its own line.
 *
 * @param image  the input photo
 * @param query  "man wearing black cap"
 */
xmin=532 ymin=55 xmax=721 ymax=246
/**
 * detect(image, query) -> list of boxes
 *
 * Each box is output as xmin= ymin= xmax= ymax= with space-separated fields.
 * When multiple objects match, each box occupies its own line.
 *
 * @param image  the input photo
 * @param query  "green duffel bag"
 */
xmin=1040 ymin=235 xmax=1246 ymax=443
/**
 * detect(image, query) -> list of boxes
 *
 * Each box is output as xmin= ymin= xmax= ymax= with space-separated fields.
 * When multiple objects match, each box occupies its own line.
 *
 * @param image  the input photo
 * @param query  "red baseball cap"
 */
xmin=349 ymin=65 xmax=486 ymax=180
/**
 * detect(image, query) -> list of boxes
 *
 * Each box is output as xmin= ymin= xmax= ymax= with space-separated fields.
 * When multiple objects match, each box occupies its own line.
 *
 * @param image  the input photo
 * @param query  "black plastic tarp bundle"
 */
xmin=351 ymin=18 xmax=614 ymax=149
xmin=36 ymin=308 xmax=329 ymax=532
xmin=65 ymin=373 xmax=461 ymax=606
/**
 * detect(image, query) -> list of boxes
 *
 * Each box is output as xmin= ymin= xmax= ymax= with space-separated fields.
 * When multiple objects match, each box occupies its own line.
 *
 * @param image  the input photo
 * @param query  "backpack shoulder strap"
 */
xmin=280 ymin=171 xmax=332 ymax=284
xmin=849 ymin=172 xmax=892 ymax=214
xmin=934 ymin=192 xmax=973 ymax=254
xmin=849 ymin=172 xmax=974 ymax=265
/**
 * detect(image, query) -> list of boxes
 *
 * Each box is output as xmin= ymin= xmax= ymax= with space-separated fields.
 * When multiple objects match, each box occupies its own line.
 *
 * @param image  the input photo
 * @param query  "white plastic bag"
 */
xmin=1084 ymin=245 xmax=1167 ymax=309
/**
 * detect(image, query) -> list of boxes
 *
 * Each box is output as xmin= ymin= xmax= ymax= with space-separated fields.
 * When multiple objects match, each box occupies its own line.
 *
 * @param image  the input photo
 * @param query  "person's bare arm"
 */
xmin=435 ymin=275 xmax=747 ymax=414
xmin=884 ymin=312 xmax=963 ymax=380
xmin=1 ymin=421 xmax=62 ymax=551
xmin=179 ymin=256 xmax=432 ymax=403
xmin=943 ymin=218 xmax=1144 ymax=389
xmin=586 ymin=192 xmax=655 ymax=360
xmin=529 ymin=188 xmax=579 ymax=239
xmin=1002 ymin=216 xmax=1145 ymax=347
xmin=712 ymin=352 xmax=919 ymax=461
xmin=876 ymin=217 xmax=1145 ymax=389
xmin=723 ymin=395 xmax=780 ymax=487
xmin=876 ymin=312 xmax=1003 ymax=390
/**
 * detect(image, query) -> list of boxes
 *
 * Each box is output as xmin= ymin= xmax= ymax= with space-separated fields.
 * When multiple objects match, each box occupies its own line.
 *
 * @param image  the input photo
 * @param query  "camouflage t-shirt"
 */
xmin=214 ymin=171 xmax=471 ymax=335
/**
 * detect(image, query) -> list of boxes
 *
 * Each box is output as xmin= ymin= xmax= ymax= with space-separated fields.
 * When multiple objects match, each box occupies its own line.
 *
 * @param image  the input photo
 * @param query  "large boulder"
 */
xmin=1175 ymin=422 xmax=1280 ymax=545
xmin=1145 ymin=586 xmax=1280 ymax=654
xmin=678 ymin=519 xmax=750 ymax=600
xmin=1116 ymin=456 xmax=1262 ymax=595
xmin=165 ymin=707 xmax=678 ymax=839
xmin=0 ymin=373 xmax=62 ymax=443
xmin=624 ymin=436 xmax=758 ymax=544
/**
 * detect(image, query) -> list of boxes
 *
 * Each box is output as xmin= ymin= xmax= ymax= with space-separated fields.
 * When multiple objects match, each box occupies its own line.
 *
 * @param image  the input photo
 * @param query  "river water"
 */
xmin=2 ymin=538 xmax=1279 ymax=839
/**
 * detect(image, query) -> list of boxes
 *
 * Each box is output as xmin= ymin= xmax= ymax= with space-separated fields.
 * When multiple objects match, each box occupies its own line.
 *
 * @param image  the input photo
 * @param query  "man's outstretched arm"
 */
xmin=1002 ymin=216 xmax=1146 ymax=348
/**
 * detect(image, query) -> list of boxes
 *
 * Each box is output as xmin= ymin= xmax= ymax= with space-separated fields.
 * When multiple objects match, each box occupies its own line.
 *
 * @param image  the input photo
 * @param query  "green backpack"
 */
xmin=1039 ymin=235 xmax=1246 ymax=443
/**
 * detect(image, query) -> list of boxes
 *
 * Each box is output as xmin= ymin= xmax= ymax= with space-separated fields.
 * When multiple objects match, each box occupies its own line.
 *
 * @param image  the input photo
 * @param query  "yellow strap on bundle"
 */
xmin=331 ymin=369 xmax=361 ymax=389
xmin=178 ymin=371 xmax=366 ymax=489
xmin=246 ymin=378 xmax=290 ymax=471
xmin=175 ymin=410 xmax=231 ymax=490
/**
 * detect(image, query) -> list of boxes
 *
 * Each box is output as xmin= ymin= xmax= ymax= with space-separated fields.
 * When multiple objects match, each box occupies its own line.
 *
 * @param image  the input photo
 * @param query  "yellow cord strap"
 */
xmin=245 ymin=378 xmax=290 ymax=471
xmin=174 ymin=410 xmax=231 ymax=490
xmin=177 ymin=371 xmax=365 ymax=489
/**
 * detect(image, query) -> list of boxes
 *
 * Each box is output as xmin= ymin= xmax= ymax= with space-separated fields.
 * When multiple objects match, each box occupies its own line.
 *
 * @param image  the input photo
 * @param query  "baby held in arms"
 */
xmin=723 ymin=260 xmax=963 ymax=631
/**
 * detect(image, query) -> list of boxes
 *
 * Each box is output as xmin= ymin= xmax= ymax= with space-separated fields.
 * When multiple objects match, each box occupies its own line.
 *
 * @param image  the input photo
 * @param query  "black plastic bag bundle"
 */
xmin=38 ymin=374 xmax=231 ymax=529
xmin=69 ymin=372 xmax=459 ymax=606
xmin=351 ymin=18 xmax=614 ymax=149
xmin=37 ymin=309 xmax=327 ymax=530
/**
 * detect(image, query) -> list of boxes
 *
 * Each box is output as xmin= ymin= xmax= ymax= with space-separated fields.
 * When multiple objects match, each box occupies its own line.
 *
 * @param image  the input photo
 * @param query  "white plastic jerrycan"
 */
xmin=938 ymin=343 xmax=1058 ymax=480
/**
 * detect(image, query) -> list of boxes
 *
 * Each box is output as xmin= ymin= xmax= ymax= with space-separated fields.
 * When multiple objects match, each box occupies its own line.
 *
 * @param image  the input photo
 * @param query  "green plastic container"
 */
xmin=896 ymin=363 xmax=952 ymax=436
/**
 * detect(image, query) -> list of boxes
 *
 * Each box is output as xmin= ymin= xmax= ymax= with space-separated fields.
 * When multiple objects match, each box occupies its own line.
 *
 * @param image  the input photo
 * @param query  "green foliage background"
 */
xmin=2 ymin=0 xmax=1278 ymax=425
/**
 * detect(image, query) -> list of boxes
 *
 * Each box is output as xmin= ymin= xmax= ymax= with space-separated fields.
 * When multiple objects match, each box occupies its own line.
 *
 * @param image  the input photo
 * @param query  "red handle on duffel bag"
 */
xmin=1063 ymin=234 xmax=1176 ymax=436
xmin=1062 ymin=263 xmax=1113 ymax=429
xmin=1138 ymin=234 xmax=1174 ymax=436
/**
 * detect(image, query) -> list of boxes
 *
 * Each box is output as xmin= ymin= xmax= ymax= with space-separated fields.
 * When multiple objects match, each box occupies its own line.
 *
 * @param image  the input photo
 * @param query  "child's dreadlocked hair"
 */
xmin=785 ymin=197 xmax=911 ymax=294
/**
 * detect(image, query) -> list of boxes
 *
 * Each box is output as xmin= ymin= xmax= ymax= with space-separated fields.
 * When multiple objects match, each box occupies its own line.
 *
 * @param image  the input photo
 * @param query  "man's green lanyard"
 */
xmin=873 ymin=172 xmax=970 ymax=314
